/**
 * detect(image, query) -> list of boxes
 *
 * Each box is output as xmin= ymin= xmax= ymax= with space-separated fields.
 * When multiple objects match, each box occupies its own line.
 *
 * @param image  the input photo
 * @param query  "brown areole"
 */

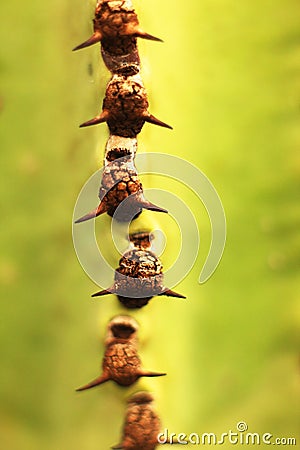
xmin=92 ymin=232 xmax=186 ymax=308
xmin=73 ymin=0 xmax=162 ymax=52
xmin=79 ymin=74 xmax=172 ymax=137
xmin=113 ymin=392 xmax=161 ymax=450
xmin=75 ymin=156 xmax=167 ymax=223
xmin=76 ymin=316 xmax=166 ymax=391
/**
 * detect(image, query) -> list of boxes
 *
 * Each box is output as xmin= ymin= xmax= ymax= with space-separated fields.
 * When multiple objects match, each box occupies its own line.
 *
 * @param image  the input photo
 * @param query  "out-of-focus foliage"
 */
xmin=0 ymin=0 xmax=299 ymax=449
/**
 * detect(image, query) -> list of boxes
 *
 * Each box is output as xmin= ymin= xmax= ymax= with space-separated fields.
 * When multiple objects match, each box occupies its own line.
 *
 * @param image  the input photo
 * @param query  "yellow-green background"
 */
xmin=0 ymin=0 xmax=299 ymax=448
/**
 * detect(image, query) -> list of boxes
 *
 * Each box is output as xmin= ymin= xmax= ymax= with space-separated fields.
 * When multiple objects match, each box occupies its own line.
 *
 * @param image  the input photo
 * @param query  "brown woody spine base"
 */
xmin=92 ymin=233 xmax=186 ymax=308
xmin=75 ymin=153 xmax=168 ymax=223
xmin=113 ymin=392 xmax=161 ymax=450
xmin=79 ymin=75 xmax=172 ymax=137
xmin=73 ymin=0 xmax=162 ymax=53
xmin=76 ymin=316 xmax=166 ymax=391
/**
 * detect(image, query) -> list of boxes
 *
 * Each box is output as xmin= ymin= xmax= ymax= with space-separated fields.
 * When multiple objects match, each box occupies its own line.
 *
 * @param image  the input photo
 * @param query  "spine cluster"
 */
xmin=92 ymin=232 xmax=185 ymax=309
xmin=76 ymin=316 xmax=166 ymax=391
xmin=73 ymin=1 xmax=184 ymax=448
xmin=75 ymin=136 xmax=168 ymax=223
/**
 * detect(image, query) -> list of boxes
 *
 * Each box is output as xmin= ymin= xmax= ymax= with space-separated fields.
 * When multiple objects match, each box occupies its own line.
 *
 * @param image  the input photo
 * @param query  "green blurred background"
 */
xmin=0 ymin=0 xmax=299 ymax=448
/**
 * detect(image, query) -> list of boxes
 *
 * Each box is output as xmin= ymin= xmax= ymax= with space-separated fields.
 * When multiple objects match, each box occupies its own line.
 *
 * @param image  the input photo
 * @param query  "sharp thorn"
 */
xmin=76 ymin=374 xmax=109 ymax=391
xmin=74 ymin=203 xmax=107 ymax=224
xmin=72 ymin=32 xmax=102 ymax=51
xmin=92 ymin=287 xmax=115 ymax=298
xmin=134 ymin=29 xmax=163 ymax=42
xmin=138 ymin=370 xmax=167 ymax=378
xmin=138 ymin=199 xmax=168 ymax=214
xmin=160 ymin=289 xmax=186 ymax=299
xmin=79 ymin=110 xmax=109 ymax=128
xmin=144 ymin=114 xmax=173 ymax=130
